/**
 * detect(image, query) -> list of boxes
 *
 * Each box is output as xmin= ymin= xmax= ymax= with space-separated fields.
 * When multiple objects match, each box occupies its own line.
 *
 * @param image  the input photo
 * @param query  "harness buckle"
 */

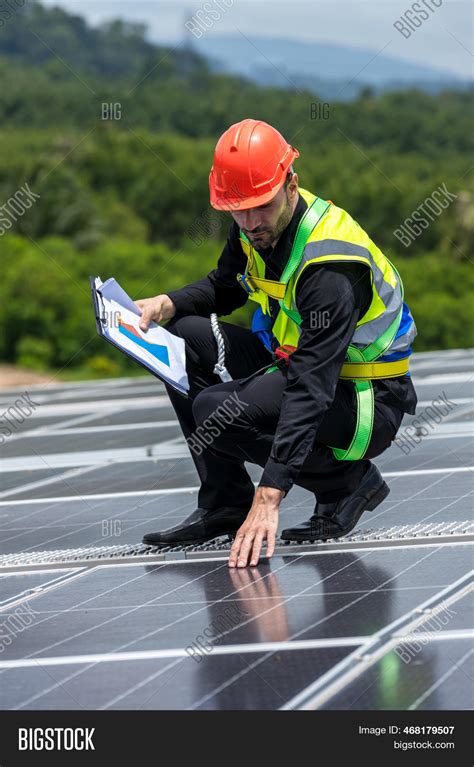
xmin=274 ymin=344 xmax=297 ymax=364
xmin=237 ymin=273 xmax=255 ymax=295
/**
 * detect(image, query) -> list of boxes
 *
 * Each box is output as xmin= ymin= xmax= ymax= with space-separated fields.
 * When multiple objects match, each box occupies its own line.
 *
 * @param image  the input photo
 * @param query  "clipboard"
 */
xmin=90 ymin=276 xmax=189 ymax=397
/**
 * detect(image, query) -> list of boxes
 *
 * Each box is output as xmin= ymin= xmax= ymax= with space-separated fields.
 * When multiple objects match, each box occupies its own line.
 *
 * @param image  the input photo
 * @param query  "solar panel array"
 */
xmin=0 ymin=349 xmax=472 ymax=710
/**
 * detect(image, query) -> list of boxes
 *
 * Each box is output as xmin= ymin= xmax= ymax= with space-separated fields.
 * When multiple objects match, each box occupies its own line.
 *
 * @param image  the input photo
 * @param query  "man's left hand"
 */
xmin=228 ymin=486 xmax=284 ymax=568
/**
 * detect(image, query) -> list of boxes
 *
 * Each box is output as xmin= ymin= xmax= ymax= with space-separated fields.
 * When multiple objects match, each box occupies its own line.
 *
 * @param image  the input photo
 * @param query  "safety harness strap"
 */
xmin=339 ymin=356 xmax=409 ymax=379
xmin=331 ymin=308 xmax=403 ymax=461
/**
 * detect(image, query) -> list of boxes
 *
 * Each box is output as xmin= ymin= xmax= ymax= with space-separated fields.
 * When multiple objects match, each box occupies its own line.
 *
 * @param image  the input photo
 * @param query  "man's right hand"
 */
xmin=134 ymin=294 xmax=176 ymax=332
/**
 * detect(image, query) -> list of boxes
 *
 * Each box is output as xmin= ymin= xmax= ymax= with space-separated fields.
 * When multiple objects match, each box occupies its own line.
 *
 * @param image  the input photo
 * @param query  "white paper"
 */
xmin=98 ymin=277 xmax=142 ymax=318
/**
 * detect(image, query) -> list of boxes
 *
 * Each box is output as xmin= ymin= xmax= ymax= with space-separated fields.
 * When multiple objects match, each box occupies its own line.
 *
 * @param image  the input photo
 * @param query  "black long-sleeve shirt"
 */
xmin=168 ymin=193 xmax=417 ymax=492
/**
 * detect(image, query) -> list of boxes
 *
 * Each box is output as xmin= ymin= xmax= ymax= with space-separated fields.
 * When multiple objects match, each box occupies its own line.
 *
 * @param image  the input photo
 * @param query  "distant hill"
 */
xmin=191 ymin=35 xmax=468 ymax=99
xmin=0 ymin=1 xmax=208 ymax=79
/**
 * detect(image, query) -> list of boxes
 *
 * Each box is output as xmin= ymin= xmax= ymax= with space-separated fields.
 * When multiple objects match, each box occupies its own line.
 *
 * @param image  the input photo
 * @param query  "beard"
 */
xmin=271 ymin=193 xmax=294 ymax=245
xmin=251 ymin=192 xmax=294 ymax=251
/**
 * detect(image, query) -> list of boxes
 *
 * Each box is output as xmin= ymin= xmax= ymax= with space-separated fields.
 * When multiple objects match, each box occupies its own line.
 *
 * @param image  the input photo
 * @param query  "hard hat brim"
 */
xmin=209 ymin=178 xmax=285 ymax=211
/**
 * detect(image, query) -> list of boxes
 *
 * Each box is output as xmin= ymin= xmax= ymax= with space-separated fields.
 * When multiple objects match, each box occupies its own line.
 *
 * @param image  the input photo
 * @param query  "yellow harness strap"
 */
xmin=236 ymin=273 xmax=286 ymax=300
xmin=339 ymin=357 xmax=410 ymax=380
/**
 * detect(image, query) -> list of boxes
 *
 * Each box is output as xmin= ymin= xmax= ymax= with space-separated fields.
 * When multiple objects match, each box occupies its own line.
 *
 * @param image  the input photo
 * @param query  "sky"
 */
xmin=41 ymin=0 xmax=473 ymax=80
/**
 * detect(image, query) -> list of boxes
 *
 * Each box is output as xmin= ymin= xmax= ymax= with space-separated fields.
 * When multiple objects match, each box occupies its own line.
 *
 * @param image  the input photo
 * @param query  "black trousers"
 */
xmin=164 ymin=315 xmax=404 ymax=509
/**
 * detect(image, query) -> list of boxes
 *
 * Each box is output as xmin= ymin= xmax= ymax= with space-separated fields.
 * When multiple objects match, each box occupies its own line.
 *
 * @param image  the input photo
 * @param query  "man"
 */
xmin=135 ymin=118 xmax=418 ymax=568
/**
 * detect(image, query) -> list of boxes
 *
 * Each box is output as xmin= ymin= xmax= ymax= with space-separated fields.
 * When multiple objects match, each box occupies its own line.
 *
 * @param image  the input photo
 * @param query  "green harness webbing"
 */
xmin=331 ymin=307 xmax=402 ymax=461
xmin=276 ymin=196 xmax=331 ymax=324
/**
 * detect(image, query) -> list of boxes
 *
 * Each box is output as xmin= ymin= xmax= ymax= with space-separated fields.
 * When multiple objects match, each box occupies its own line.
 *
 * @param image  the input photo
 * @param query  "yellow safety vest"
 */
xmin=235 ymin=187 xmax=417 ymax=460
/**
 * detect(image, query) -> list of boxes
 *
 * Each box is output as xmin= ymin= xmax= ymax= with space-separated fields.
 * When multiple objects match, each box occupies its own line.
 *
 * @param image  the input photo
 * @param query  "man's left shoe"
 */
xmin=281 ymin=463 xmax=390 ymax=543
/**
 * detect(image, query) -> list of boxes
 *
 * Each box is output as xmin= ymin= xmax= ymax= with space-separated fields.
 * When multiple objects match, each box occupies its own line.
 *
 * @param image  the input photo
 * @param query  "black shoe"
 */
xmin=142 ymin=505 xmax=249 ymax=547
xmin=281 ymin=464 xmax=390 ymax=543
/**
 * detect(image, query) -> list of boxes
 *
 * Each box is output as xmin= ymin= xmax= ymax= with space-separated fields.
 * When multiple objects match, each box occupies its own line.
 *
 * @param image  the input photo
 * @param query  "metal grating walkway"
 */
xmin=1 ymin=520 xmax=472 ymax=571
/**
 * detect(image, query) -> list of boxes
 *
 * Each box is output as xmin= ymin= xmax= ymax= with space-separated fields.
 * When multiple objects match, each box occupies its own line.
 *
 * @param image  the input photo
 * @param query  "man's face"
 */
xmin=230 ymin=174 xmax=299 ymax=250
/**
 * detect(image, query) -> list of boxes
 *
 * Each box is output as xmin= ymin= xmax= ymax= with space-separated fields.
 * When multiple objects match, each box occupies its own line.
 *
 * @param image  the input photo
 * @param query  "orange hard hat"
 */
xmin=209 ymin=119 xmax=299 ymax=211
